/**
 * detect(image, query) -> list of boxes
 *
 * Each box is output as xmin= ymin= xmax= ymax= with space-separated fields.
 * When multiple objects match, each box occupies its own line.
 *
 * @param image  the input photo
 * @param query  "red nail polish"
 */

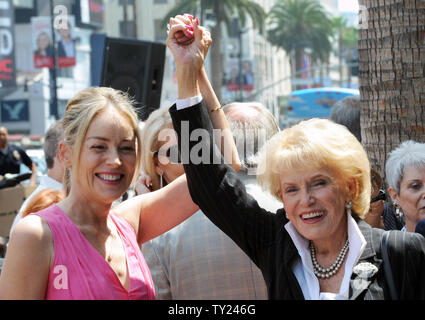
xmin=195 ymin=17 xmax=199 ymax=26
xmin=185 ymin=25 xmax=193 ymax=31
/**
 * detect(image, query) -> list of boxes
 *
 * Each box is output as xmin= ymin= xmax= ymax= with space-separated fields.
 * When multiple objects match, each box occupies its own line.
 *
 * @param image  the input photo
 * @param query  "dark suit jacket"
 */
xmin=169 ymin=102 xmax=425 ymax=300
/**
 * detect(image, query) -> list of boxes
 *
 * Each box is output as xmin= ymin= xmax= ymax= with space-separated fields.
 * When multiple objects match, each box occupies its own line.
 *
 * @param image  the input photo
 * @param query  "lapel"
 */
xmin=349 ymin=219 xmax=383 ymax=300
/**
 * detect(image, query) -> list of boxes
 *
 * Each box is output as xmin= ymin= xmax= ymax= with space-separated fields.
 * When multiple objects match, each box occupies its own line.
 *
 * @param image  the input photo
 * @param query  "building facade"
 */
xmin=1 ymin=0 xmax=292 ymax=135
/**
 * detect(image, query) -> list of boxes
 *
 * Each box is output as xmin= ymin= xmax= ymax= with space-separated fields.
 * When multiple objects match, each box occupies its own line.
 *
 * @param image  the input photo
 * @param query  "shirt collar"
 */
xmin=284 ymin=211 xmax=367 ymax=299
xmin=40 ymin=175 xmax=62 ymax=190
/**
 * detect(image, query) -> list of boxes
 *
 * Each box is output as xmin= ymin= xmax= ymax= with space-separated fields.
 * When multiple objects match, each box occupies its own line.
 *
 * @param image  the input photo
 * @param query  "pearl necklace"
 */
xmin=309 ymin=239 xmax=349 ymax=279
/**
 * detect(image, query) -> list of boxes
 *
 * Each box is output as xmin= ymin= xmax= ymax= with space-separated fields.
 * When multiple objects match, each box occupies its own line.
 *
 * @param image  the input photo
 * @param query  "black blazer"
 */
xmin=169 ymin=102 xmax=425 ymax=300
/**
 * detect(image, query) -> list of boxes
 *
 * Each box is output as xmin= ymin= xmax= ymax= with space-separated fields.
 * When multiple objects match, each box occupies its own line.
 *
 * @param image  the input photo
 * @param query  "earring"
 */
xmin=159 ymin=173 xmax=164 ymax=189
xmin=345 ymin=201 xmax=353 ymax=215
xmin=394 ymin=202 xmax=403 ymax=216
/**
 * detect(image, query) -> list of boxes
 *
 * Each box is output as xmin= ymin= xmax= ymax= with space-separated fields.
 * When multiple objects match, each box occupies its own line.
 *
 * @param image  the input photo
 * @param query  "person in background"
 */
xmin=21 ymin=189 xmax=65 ymax=219
xmin=363 ymin=167 xmax=404 ymax=230
xmin=363 ymin=168 xmax=385 ymax=229
xmin=9 ymin=121 xmax=65 ymax=236
xmin=167 ymin=14 xmax=425 ymax=300
xmin=330 ymin=96 xmax=361 ymax=142
xmin=386 ymin=140 xmax=425 ymax=233
xmin=141 ymin=101 xmax=281 ymax=299
xmin=0 ymin=126 xmax=37 ymax=186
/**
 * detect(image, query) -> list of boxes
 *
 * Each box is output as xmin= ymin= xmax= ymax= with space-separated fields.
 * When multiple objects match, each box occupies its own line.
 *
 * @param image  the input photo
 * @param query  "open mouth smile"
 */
xmin=96 ymin=173 xmax=124 ymax=182
xmin=300 ymin=210 xmax=327 ymax=223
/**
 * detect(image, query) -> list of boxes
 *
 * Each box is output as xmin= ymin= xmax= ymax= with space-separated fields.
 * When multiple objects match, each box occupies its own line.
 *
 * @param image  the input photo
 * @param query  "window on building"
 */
xmin=154 ymin=0 xmax=168 ymax=4
xmin=14 ymin=0 xmax=37 ymax=23
xmin=14 ymin=0 xmax=33 ymax=7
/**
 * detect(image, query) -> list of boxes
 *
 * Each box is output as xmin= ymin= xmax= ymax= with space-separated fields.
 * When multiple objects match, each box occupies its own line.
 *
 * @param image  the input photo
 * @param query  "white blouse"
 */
xmin=285 ymin=212 xmax=367 ymax=300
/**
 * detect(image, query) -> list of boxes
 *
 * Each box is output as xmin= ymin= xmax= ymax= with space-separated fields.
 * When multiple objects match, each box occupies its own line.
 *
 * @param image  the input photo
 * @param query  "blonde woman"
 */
xmin=167 ymin=14 xmax=425 ymax=300
xmin=0 ymin=19 xmax=239 ymax=299
xmin=139 ymin=108 xmax=184 ymax=192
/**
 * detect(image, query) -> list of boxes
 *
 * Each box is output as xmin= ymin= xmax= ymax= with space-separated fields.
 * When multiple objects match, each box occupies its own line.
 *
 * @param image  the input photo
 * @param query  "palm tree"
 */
xmin=161 ymin=0 xmax=266 ymax=103
xmin=267 ymin=0 xmax=333 ymax=88
xmin=358 ymin=0 xmax=425 ymax=178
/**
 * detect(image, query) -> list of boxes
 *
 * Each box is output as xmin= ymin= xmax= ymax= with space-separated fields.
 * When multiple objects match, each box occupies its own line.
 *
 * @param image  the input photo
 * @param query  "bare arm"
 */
xmin=0 ymin=216 xmax=52 ymax=299
xmin=198 ymin=66 xmax=241 ymax=170
xmin=115 ymin=174 xmax=196 ymax=244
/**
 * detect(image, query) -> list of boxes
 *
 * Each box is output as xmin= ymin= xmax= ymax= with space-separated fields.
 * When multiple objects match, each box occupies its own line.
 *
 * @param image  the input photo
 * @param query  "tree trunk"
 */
xmin=339 ymin=30 xmax=343 ymax=87
xmin=210 ymin=1 xmax=223 ymax=103
xmin=358 ymin=0 xmax=425 ymax=178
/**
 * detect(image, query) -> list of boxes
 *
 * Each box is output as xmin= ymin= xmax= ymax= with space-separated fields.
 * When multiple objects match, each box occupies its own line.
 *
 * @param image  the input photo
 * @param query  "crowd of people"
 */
xmin=0 ymin=14 xmax=424 ymax=300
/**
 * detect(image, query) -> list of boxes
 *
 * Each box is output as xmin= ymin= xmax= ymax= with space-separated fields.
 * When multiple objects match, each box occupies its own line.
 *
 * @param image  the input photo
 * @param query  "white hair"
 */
xmin=385 ymin=140 xmax=425 ymax=193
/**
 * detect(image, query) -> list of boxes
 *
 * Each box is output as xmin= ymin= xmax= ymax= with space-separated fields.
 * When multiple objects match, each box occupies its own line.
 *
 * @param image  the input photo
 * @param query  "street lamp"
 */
xmin=49 ymin=0 xmax=59 ymax=120
xmin=236 ymin=18 xmax=250 ymax=102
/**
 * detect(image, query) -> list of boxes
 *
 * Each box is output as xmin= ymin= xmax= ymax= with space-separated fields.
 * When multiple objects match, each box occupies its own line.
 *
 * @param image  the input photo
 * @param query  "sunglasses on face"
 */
xmin=154 ymin=144 xmax=181 ymax=164
xmin=371 ymin=189 xmax=386 ymax=203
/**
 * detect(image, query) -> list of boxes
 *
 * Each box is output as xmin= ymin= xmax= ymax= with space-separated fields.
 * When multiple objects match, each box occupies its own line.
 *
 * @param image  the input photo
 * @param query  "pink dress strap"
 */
xmin=33 ymin=204 xmax=155 ymax=300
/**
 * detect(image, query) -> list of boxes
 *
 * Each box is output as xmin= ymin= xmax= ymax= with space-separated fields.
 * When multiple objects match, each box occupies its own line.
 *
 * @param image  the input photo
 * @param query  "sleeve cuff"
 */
xmin=176 ymin=94 xmax=203 ymax=110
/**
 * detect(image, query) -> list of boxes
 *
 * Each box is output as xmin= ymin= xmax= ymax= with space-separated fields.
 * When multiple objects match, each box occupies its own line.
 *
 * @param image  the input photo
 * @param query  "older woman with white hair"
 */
xmin=386 ymin=140 xmax=425 ymax=233
xmin=167 ymin=13 xmax=425 ymax=300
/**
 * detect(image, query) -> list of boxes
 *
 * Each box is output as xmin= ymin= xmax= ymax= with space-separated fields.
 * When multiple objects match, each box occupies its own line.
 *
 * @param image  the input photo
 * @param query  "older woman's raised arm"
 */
xmin=166 ymin=17 xmax=279 ymax=265
xmin=115 ymin=16 xmax=241 ymax=245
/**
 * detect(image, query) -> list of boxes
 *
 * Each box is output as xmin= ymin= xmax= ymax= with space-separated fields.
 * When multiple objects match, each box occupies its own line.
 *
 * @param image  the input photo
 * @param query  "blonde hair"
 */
xmin=62 ymin=87 xmax=142 ymax=195
xmin=257 ymin=118 xmax=371 ymax=218
xmin=140 ymin=107 xmax=172 ymax=191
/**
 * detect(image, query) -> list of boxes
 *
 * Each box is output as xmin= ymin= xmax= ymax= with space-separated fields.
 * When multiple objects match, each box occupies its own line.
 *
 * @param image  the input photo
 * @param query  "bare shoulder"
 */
xmin=12 ymin=214 xmax=52 ymax=241
xmin=0 ymin=215 xmax=53 ymax=299
xmin=9 ymin=214 xmax=54 ymax=259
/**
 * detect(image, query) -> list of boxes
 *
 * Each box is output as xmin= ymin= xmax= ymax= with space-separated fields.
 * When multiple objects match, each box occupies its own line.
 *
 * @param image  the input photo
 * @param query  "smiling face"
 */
xmin=389 ymin=164 xmax=425 ymax=231
xmin=70 ymin=107 xmax=137 ymax=205
xmin=279 ymin=167 xmax=349 ymax=243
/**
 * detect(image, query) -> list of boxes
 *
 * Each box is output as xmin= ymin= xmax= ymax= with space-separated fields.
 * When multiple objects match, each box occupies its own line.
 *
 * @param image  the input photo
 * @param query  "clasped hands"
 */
xmin=166 ymin=14 xmax=212 ymax=76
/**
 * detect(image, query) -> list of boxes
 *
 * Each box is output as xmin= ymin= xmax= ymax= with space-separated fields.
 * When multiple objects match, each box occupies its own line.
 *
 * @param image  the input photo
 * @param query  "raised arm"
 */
xmin=115 ymin=15 xmax=239 ymax=244
xmin=168 ymin=14 xmax=241 ymax=170
xmin=167 ymin=18 xmax=279 ymax=266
